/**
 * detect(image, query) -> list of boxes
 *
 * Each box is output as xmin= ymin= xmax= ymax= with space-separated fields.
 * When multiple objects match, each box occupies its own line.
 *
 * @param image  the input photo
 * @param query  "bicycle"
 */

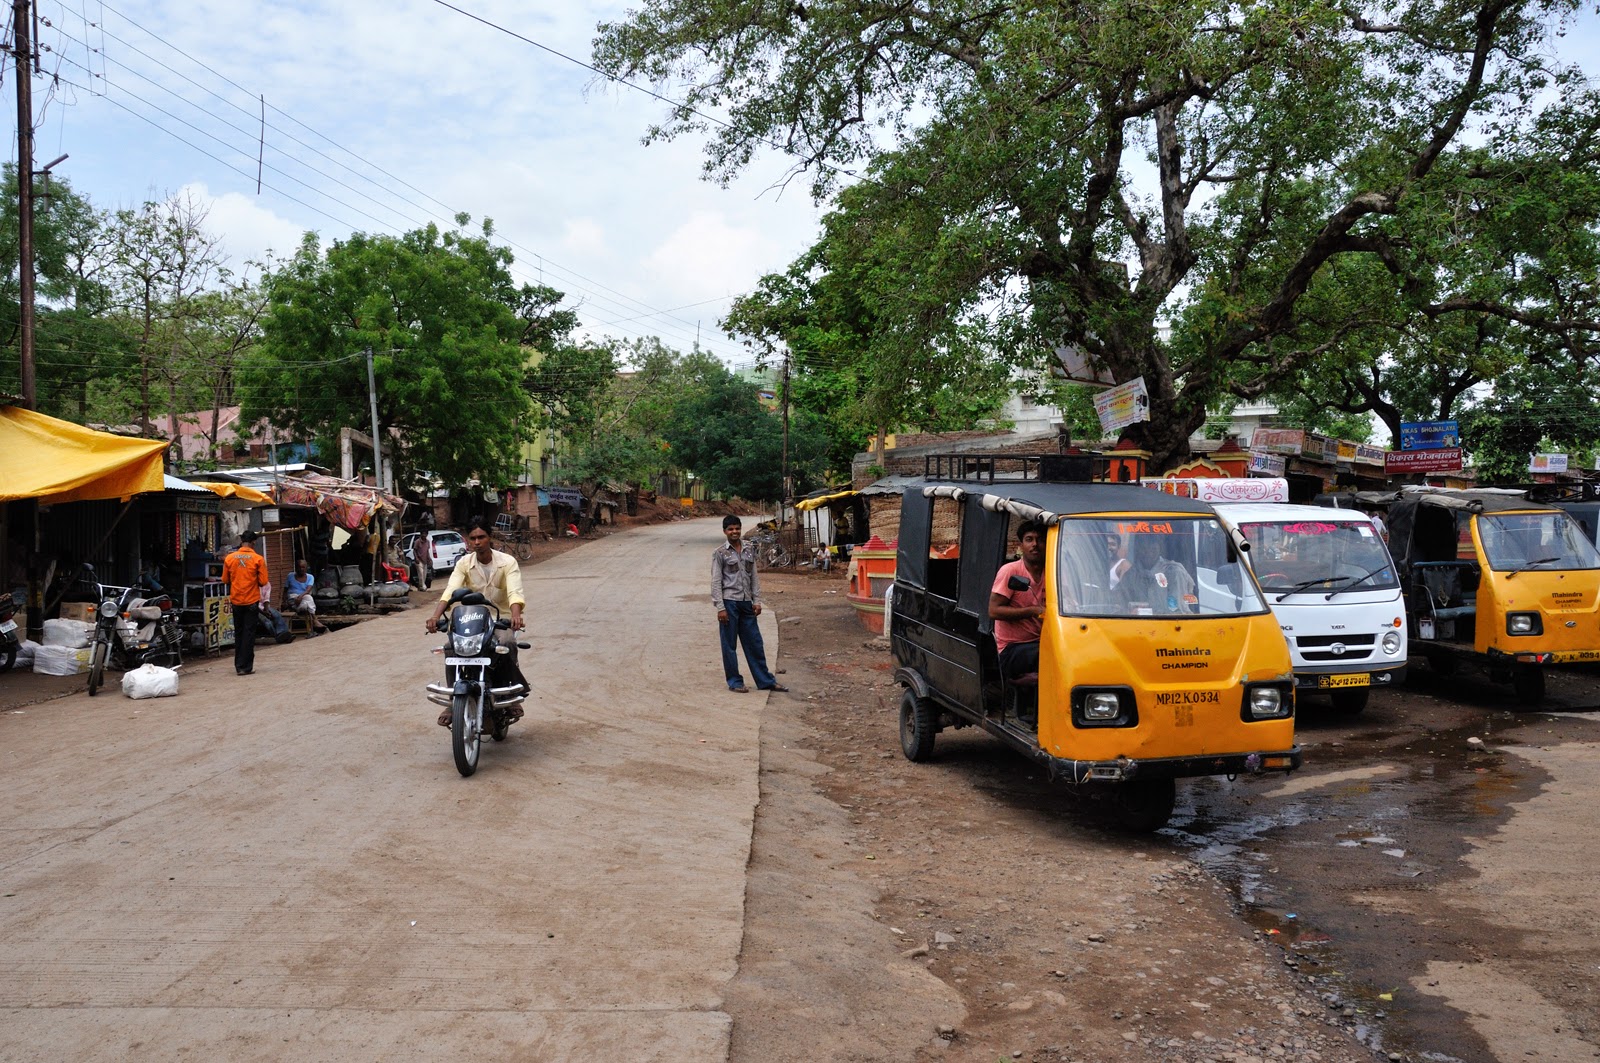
xmin=748 ymin=524 xmax=793 ymax=569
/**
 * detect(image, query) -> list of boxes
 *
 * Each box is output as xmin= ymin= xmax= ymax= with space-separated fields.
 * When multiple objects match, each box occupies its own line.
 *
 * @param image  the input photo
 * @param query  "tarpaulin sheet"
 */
xmin=191 ymin=481 xmax=274 ymax=504
xmin=0 ymin=405 xmax=167 ymax=504
xmin=270 ymin=473 xmax=406 ymax=531
xmin=796 ymin=489 xmax=858 ymax=512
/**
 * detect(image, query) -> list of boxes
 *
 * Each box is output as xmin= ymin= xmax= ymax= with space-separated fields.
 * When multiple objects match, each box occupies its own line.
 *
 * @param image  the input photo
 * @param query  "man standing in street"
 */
xmin=223 ymin=530 xmax=269 ymax=676
xmin=711 ymin=515 xmax=787 ymax=694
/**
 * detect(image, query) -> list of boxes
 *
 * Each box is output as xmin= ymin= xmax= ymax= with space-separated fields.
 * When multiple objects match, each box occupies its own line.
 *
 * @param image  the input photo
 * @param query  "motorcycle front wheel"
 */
xmin=87 ymin=639 xmax=109 ymax=696
xmin=451 ymin=693 xmax=481 ymax=777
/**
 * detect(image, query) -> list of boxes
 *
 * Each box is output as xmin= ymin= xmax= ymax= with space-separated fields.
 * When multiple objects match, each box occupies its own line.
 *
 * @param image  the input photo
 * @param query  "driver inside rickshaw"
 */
xmin=1113 ymin=533 xmax=1197 ymax=614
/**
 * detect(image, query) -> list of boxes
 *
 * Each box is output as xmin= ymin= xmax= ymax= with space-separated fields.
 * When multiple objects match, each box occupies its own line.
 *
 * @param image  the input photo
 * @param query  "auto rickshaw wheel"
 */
xmin=1513 ymin=667 xmax=1546 ymax=706
xmin=898 ymin=688 xmax=937 ymax=762
xmin=1329 ymin=688 xmax=1369 ymax=715
xmin=1110 ymin=779 xmax=1176 ymax=833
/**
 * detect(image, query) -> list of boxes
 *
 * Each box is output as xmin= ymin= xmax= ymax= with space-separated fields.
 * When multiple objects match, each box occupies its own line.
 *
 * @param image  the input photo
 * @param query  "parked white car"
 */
xmin=400 ymin=530 xmax=469 ymax=577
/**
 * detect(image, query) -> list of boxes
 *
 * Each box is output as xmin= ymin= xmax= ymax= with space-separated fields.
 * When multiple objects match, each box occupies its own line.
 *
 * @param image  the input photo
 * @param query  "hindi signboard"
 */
xmin=1385 ymin=447 xmax=1464 ymax=474
xmin=1093 ymin=376 xmax=1150 ymax=434
xmin=1398 ymin=420 xmax=1460 ymax=451
xmin=1248 ymin=452 xmax=1287 ymax=476
xmin=1249 ymin=428 xmax=1305 ymax=455
xmin=1530 ymin=453 xmax=1569 ymax=474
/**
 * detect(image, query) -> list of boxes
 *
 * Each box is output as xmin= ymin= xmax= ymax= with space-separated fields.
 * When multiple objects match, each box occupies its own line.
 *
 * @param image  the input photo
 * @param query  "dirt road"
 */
xmin=0 ymin=520 xmax=777 ymax=1061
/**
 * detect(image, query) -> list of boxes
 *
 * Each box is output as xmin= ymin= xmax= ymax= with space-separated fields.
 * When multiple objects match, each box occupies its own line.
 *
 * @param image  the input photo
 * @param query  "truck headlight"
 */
xmin=1381 ymin=630 xmax=1402 ymax=655
xmin=1507 ymin=612 xmax=1542 ymax=636
xmin=1243 ymin=684 xmax=1293 ymax=720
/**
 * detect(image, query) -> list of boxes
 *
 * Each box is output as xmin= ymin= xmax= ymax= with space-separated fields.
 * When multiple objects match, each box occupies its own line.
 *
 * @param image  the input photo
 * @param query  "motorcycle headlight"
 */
xmin=1381 ymin=630 xmax=1402 ymax=655
xmin=97 ymin=599 xmax=120 ymax=620
xmin=451 ymin=631 xmax=488 ymax=657
xmin=1507 ymin=612 xmax=1542 ymax=636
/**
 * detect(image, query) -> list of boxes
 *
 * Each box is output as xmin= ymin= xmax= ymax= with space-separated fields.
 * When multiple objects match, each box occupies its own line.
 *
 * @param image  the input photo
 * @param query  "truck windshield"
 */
xmin=1479 ymin=512 xmax=1600 ymax=572
xmin=1058 ymin=517 xmax=1267 ymax=618
xmin=1235 ymin=519 xmax=1399 ymax=594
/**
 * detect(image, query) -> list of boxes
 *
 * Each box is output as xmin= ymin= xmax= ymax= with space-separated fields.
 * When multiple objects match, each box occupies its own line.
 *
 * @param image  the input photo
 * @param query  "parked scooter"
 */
xmin=0 ymin=589 xmax=20 ymax=673
xmin=84 ymin=566 xmax=184 ymax=696
xmin=426 ymin=589 xmax=530 ymax=776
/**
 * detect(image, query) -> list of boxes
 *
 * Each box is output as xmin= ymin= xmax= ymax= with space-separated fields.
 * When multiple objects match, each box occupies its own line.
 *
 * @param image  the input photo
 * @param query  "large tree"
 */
xmin=663 ymin=360 xmax=830 ymax=500
xmin=240 ymin=218 xmax=574 ymax=488
xmin=596 ymin=0 xmax=1600 ymax=469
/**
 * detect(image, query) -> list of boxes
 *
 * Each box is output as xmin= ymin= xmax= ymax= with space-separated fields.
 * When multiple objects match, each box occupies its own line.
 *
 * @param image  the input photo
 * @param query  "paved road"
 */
xmin=0 ymin=519 xmax=775 ymax=1061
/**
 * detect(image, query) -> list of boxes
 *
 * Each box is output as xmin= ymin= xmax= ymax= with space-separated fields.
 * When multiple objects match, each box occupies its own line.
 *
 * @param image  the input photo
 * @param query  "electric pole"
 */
xmin=780 ymin=350 xmax=791 ymax=510
xmin=365 ymin=347 xmax=385 ymax=491
xmin=12 ymin=0 xmax=35 ymax=409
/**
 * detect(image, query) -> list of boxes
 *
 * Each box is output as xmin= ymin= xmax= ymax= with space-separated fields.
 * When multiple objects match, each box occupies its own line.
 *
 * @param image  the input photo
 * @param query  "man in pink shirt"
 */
xmin=988 ymin=519 xmax=1048 ymax=679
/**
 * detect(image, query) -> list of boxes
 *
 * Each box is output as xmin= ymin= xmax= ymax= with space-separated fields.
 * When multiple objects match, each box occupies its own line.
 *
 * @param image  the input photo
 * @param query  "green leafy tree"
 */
xmin=725 ymin=209 xmax=1014 ymax=474
xmin=240 ymin=218 xmax=572 ymax=488
xmin=663 ymin=360 xmax=829 ymax=500
xmin=597 ymin=0 xmax=1600 ymax=470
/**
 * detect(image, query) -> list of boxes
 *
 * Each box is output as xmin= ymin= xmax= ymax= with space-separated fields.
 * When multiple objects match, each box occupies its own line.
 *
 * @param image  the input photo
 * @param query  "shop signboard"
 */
xmin=1385 ymin=447 xmax=1464 ymax=473
xmin=1398 ymin=420 xmax=1460 ymax=451
xmin=1250 ymin=427 xmax=1305 ymax=455
xmin=1248 ymin=452 xmax=1287 ymax=476
xmin=1353 ymin=443 xmax=1386 ymax=465
xmin=1092 ymin=376 xmax=1150 ymax=434
xmin=1529 ymin=453 xmax=1569 ymax=474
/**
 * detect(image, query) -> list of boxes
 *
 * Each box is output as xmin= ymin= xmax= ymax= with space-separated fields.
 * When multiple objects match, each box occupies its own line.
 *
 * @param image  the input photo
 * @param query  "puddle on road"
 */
xmin=1164 ymin=715 xmax=1544 ymax=1062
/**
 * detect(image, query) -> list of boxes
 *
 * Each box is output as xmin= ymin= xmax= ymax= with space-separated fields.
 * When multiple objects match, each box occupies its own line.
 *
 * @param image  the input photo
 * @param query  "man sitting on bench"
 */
xmin=989 ymin=519 xmax=1048 ymax=679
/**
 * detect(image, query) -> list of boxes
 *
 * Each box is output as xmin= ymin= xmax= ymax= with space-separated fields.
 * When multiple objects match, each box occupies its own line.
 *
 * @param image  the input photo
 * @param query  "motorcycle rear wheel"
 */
xmin=451 ymin=693 xmax=481 ymax=777
xmin=87 ymin=640 xmax=109 ymax=697
xmin=0 ymin=639 xmax=15 ymax=674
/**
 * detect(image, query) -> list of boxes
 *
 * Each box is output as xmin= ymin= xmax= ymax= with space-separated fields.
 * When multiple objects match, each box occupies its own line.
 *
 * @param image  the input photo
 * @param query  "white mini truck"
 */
xmin=1214 ymin=502 xmax=1407 ymax=714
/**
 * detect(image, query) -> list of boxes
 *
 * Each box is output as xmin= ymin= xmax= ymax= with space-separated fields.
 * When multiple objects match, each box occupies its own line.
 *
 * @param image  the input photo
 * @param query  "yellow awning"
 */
xmin=0 ymin=406 xmax=168 ymax=504
xmin=796 ymin=489 xmax=858 ymax=512
xmin=191 ymin=481 xmax=274 ymax=504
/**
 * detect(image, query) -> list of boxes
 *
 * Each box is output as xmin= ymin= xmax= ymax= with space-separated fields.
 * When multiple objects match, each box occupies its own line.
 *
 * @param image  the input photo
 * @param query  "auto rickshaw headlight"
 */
xmin=1084 ymin=693 xmax=1121 ymax=719
xmin=1071 ymin=687 xmax=1137 ymax=728
xmin=1381 ymin=631 xmax=1402 ymax=655
xmin=1243 ymin=684 xmax=1292 ymax=720
xmin=1507 ymin=612 xmax=1542 ymax=636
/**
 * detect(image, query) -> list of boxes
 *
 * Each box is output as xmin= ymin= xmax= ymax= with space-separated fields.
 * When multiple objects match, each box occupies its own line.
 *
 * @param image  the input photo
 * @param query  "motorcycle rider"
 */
xmin=424 ymin=518 xmax=528 ymax=726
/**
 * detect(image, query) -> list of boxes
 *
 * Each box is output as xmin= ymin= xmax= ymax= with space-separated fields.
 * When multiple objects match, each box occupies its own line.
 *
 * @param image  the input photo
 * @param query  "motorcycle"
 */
xmin=84 ymin=567 xmax=184 ymax=696
xmin=0 ymin=589 xmax=20 ymax=673
xmin=425 ymin=589 xmax=529 ymax=776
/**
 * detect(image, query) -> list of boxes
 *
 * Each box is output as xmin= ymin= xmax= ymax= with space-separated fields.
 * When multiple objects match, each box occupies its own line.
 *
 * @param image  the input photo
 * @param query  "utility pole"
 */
xmin=780 ymin=351 xmax=791 ymax=511
xmin=12 ymin=0 xmax=35 ymax=409
xmin=364 ymin=347 xmax=385 ymax=491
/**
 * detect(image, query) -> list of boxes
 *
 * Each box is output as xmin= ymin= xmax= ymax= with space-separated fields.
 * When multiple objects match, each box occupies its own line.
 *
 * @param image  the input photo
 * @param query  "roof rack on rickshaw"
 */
xmin=921 ymin=450 xmax=1110 ymax=484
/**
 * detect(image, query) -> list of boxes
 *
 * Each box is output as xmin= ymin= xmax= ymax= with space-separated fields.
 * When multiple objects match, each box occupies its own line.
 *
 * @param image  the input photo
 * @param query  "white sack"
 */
xmin=15 ymin=639 xmax=41 ymax=666
xmin=122 ymin=664 xmax=179 ymax=699
xmin=41 ymin=618 xmax=94 ymax=648
xmin=33 ymin=644 xmax=92 ymax=675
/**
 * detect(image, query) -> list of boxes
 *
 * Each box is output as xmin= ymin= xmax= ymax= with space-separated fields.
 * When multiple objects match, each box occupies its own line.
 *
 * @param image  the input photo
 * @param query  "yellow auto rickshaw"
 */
xmin=891 ymin=478 xmax=1300 ymax=831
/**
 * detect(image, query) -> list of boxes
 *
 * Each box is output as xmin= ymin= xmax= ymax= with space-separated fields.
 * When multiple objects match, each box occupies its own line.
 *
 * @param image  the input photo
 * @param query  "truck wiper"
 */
xmin=1324 ymin=567 xmax=1391 ymax=599
xmin=1506 ymin=556 xmax=1562 ymax=579
xmin=1275 ymin=575 xmax=1351 ymax=602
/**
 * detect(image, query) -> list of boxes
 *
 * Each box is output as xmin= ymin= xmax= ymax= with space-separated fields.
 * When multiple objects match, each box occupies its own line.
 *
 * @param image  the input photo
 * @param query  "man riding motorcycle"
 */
xmin=424 ymin=518 xmax=529 ymax=726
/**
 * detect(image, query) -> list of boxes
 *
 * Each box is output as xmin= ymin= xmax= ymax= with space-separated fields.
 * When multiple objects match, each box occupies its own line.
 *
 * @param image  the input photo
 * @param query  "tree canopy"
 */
xmin=663 ymin=359 xmax=830 ymax=500
xmin=597 ymin=0 xmax=1600 ymax=469
xmin=239 ymin=218 xmax=577 ymax=488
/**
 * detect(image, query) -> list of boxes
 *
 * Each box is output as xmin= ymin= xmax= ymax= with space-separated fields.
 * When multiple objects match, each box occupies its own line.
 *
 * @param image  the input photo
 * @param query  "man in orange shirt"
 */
xmin=223 ymin=530 xmax=270 ymax=676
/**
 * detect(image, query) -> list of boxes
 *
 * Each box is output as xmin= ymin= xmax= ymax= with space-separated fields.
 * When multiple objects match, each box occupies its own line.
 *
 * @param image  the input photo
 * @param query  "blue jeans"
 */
xmin=719 ymin=599 xmax=776 ymax=690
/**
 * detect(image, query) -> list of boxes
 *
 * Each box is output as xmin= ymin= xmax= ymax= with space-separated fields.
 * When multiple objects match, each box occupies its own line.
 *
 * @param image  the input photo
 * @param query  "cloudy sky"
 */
xmin=3 ymin=0 xmax=827 ymax=368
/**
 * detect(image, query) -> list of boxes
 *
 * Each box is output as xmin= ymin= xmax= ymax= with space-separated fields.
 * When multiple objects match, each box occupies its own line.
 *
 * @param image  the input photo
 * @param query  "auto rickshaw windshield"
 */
xmin=1059 ymin=516 xmax=1268 ymax=618
xmin=1479 ymin=512 xmax=1600 ymax=572
xmin=1236 ymin=519 xmax=1399 ymax=592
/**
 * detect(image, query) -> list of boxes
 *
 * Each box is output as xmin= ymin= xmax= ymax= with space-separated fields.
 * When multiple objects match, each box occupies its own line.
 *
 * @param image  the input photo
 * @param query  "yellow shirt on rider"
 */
xmin=439 ymin=549 xmax=526 ymax=613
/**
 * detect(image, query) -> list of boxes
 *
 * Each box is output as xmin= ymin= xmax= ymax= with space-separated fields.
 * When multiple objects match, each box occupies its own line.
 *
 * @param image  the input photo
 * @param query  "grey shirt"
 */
xmin=711 ymin=540 xmax=761 ymax=610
